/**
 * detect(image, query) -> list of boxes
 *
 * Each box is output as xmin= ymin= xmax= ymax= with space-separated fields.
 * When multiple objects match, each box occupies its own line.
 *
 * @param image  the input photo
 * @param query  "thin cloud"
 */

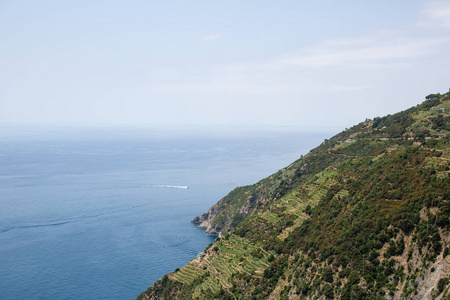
xmin=217 ymin=27 xmax=446 ymax=75
xmin=328 ymin=85 xmax=369 ymax=92
xmin=200 ymin=33 xmax=222 ymax=41
xmin=145 ymin=11 xmax=449 ymax=105
xmin=420 ymin=0 xmax=450 ymax=28
xmin=157 ymin=28 xmax=445 ymax=98
xmin=275 ymin=35 xmax=443 ymax=68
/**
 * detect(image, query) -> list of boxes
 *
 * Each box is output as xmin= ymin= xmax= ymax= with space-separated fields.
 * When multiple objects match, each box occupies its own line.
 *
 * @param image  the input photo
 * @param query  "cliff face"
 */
xmin=192 ymin=200 xmax=223 ymax=236
xmin=190 ymin=135 xmax=349 ymax=236
xmin=138 ymin=92 xmax=450 ymax=300
xmin=191 ymin=183 xmax=275 ymax=236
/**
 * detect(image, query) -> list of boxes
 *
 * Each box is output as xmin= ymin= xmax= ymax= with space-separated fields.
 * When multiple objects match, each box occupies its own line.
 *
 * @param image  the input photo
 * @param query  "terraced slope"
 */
xmin=138 ymin=92 xmax=450 ymax=300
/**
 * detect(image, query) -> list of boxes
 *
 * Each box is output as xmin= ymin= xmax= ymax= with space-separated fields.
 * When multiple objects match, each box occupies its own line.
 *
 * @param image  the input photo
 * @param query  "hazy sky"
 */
xmin=1 ymin=0 xmax=449 ymax=128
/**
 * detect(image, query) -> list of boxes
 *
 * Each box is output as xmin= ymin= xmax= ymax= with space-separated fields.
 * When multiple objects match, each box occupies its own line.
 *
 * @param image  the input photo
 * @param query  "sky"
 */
xmin=1 ymin=0 xmax=449 ymax=128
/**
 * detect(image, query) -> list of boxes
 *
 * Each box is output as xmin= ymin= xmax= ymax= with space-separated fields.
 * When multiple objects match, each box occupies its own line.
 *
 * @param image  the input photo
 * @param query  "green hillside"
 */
xmin=138 ymin=91 xmax=450 ymax=300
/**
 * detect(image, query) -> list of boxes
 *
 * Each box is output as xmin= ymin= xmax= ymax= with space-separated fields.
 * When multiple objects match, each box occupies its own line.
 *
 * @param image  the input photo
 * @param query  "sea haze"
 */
xmin=0 ymin=125 xmax=338 ymax=299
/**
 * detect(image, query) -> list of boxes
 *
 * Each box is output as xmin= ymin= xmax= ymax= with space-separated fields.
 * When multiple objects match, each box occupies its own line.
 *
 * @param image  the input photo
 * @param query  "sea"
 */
xmin=0 ymin=125 xmax=338 ymax=299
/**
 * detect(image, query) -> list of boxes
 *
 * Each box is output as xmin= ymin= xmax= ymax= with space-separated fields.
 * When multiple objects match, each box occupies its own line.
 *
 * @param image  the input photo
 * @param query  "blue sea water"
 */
xmin=0 ymin=125 xmax=337 ymax=299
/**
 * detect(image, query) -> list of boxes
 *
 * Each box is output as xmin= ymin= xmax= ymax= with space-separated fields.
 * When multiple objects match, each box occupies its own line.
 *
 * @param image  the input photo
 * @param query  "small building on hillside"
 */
xmin=425 ymin=94 xmax=440 ymax=100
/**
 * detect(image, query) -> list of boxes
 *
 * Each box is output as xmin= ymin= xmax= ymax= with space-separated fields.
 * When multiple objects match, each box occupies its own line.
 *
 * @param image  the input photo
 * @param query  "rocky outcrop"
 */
xmin=191 ymin=200 xmax=222 ymax=236
xmin=191 ymin=165 xmax=311 ymax=236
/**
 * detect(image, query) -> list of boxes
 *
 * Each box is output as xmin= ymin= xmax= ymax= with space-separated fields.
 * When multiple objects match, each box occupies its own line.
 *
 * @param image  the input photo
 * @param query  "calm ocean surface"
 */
xmin=0 ymin=125 xmax=337 ymax=299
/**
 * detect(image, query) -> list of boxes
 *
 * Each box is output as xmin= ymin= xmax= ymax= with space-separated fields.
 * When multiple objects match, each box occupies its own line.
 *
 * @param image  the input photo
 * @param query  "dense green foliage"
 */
xmin=138 ymin=92 xmax=450 ymax=300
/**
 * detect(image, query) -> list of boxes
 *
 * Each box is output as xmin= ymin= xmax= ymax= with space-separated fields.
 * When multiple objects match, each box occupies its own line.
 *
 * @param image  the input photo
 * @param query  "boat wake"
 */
xmin=141 ymin=185 xmax=189 ymax=189
xmin=0 ymin=204 xmax=148 ymax=234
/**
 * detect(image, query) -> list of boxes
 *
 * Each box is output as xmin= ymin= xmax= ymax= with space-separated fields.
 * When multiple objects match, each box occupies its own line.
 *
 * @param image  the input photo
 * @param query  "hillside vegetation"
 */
xmin=138 ymin=91 xmax=450 ymax=300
